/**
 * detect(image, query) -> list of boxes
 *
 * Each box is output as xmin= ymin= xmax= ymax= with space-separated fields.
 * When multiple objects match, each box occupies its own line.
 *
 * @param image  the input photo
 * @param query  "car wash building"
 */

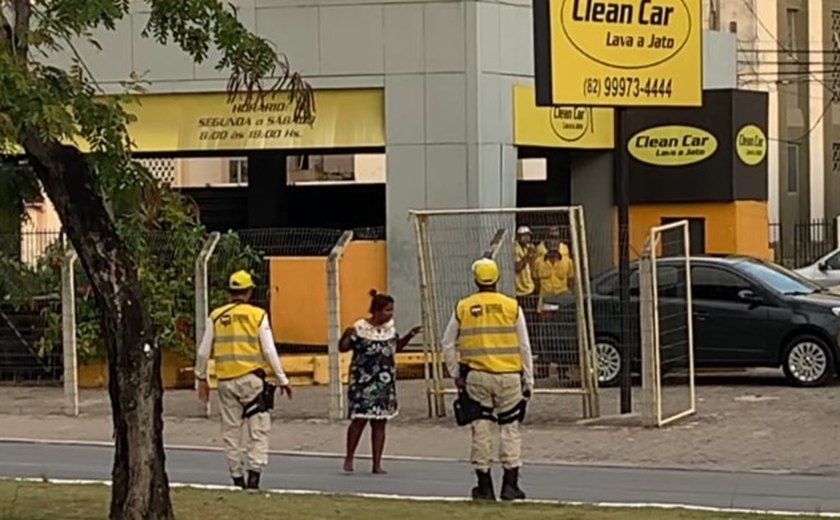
xmin=34 ymin=1 xmax=762 ymax=327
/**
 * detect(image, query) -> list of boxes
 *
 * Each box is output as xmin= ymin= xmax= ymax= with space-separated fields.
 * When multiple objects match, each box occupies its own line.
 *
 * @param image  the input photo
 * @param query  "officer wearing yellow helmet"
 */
xmin=195 ymin=270 xmax=293 ymax=490
xmin=440 ymin=257 xmax=535 ymax=501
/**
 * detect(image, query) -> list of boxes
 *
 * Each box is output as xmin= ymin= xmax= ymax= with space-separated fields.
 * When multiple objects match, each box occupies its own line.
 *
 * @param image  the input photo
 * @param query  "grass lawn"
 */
xmin=0 ymin=480 xmax=821 ymax=520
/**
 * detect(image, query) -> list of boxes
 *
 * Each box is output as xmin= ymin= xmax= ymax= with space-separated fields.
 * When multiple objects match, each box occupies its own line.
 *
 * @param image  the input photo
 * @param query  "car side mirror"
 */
xmin=819 ymin=262 xmax=829 ymax=272
xmin=738 ymin=289 xmax=762 ymax=304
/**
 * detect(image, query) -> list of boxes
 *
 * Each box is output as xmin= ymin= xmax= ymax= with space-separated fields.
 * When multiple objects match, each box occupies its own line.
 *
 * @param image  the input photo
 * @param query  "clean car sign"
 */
xmin=735 ymin=124 xmax=767 ymax=166
xmin=627 ymin=125 xmax=717 ymax=166
xmin=533 ymin=0 xmax=702 ymax=107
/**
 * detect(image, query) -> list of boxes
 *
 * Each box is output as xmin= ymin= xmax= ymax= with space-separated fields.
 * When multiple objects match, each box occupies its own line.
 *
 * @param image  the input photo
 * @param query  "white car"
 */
xmin=794 ymin=248 xmax=840 ymax=287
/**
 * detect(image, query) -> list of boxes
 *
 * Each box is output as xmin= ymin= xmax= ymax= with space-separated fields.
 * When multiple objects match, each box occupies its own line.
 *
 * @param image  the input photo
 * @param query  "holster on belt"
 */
xmin=452 ymin=364 xmax=496 ymax=426
xmin=242 ymin=368 xmax=277 ymax=419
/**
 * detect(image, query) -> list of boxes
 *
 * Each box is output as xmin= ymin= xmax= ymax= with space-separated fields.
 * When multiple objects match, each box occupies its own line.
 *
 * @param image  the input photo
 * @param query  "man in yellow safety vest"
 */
xmin=195 ymin=270 xmax=293 ymax=490
xmin=440 ymin=258 xmax=535 ymax=501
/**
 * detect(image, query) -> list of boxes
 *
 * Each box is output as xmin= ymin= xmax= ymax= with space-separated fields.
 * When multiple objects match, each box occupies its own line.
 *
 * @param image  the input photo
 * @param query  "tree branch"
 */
xmin=12 ymin=0 xmax=30 ymax=62
xmin=0 ymin=8 xmax=12 ymax=51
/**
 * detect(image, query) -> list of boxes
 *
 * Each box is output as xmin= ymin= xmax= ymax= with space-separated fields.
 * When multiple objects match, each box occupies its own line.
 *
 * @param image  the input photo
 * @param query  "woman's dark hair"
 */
xmin=368 ymin=289 xmax=395 ymax=314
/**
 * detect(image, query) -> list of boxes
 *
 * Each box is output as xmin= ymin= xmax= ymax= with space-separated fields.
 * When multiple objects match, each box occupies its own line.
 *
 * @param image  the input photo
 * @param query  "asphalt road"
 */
xmin=2 ymin=441 xmax=840 ymax=514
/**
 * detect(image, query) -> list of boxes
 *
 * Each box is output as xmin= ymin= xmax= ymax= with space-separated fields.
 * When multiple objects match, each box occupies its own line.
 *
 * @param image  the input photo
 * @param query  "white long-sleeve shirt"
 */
xmin=195 ymin=313 xmax=290 ymax=386
xmin=439 ymin=307 xmax=535 ymax=388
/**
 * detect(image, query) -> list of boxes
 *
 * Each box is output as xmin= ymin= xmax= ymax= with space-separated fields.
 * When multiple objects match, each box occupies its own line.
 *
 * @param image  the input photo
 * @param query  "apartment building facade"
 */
xmin=712 ymin=0 xmax=840 ymax=228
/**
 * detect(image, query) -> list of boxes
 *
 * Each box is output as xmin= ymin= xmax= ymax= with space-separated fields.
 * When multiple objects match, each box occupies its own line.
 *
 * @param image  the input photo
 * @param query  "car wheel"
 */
xmin=595 ymin=340 xmax=622 ymax=387
xmin=782 ymin=335 xmax=834 ymax=387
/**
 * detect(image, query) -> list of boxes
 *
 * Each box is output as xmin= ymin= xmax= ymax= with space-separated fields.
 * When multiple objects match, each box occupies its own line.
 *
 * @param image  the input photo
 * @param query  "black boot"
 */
xmin=232 ymin=476 xmax=246 ymax=489
xmin=470 ymin=470 xmax=495 ymax=501
xmin=246 ymin=470 xmax=261 ymax=490
xmin=500 ymin=467 xmax=526 ymax=501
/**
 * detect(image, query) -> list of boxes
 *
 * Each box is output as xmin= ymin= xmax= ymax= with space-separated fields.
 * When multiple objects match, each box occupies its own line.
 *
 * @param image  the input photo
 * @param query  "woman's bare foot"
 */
xmin=343 ymin=460 xmax=354 ymax=473
xmin=372 ymin=467 xmax=388 ymax=475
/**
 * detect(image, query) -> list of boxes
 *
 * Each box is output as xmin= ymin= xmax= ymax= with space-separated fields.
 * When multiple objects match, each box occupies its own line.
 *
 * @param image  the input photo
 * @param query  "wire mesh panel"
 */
xmin=640 ymin=220 xmax=695 ymax=427
xmin=411 ymin=207 xmax=599 ymax=420
xmin=0 ymin=231 xmax=64 ymax=390
xmin=205 ymin=227 xmax=344 ymax=420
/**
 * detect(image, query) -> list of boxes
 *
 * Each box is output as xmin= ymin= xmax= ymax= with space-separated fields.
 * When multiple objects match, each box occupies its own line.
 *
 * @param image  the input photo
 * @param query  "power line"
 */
xmin=739 ymin=0 xmax=837 ymax=143
xmin=739 ymin=0 xmax=835 ymax=93
xmin=770 ymin=100 xmax=833 ymax=144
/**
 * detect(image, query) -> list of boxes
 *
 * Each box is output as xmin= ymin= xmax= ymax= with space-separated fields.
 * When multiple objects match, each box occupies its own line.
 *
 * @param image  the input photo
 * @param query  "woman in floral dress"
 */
xmin=339 ymin=290 xmax=420 ymax=474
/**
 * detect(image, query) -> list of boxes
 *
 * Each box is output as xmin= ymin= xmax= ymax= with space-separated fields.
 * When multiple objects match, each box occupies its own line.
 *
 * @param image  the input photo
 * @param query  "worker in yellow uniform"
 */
xmin=195 ymin=270 xmax=293 ymax=490
xmin=535 ymin=225 xmax=571 ymax=260
xmin=534 ymin=247 xmax=574 ymax=313
xmin=514 ymin=226 xmax=536 ymax=301
xmin=440 ymin=258 xmax=535 ymax=501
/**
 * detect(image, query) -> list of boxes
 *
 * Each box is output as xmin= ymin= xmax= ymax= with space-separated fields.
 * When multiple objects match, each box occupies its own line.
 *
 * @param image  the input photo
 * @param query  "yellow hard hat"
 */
xmin=229 ymin=270 xmax=255 ymax=290
xmin=472 ymin=258 xmax=500 ymax=285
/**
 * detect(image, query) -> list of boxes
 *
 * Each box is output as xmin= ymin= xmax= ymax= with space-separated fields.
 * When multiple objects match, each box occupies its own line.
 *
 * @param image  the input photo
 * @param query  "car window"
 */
xmin=595 ymin=270 xmax=641 ymax=296
xmin=595 ymin=266 xmax=680 ymax=297
xmin=595 ymin=273 xmax=618 ymax=295
xmin=656 ymin=266 xmax=683 ymax=298
xmin=691 ymin=266 xmax=753 ymax=302
xmin=736 ymin=260 xmax=821 ymax=295
xmin=826 ymin=250 xmax=840 ymax=270
xmin=636 ymin=265 xmax=683 ymax=298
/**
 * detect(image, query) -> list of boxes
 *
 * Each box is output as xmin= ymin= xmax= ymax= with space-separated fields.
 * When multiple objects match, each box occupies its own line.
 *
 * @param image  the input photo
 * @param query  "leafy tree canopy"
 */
xmin=0 ymin=1 xmax=314 ymax=518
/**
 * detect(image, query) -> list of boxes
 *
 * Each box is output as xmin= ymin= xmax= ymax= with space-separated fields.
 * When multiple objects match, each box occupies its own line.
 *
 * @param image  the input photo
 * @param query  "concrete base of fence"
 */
xmin=77 ymin=351 xmax=194 ymax=390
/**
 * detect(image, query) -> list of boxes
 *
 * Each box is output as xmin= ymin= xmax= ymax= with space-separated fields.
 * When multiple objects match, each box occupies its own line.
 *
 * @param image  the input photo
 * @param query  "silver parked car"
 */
xmin=794 ymin=248 xmax=840 ymax=288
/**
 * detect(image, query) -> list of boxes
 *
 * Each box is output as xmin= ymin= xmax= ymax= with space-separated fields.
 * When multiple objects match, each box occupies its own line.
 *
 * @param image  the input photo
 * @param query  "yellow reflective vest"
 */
xmin=210 ymin=302 xmax=271 ymax=380
xmin=455 ymin=291 xmax=522 ymax=374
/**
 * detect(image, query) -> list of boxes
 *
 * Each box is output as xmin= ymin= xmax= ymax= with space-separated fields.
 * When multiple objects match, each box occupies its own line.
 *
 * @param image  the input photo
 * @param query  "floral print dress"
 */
xmin=347 ymin=318 xmax=399 ymax=420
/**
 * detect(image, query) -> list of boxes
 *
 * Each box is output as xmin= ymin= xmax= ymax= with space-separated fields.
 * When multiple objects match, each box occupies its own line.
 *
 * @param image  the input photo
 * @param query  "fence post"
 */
xmin=62 ymin=248 xmax=79 ymax=417
xmin=327 ymin=231 xmax=354 ymax=421
xmin=639 ymin=238 xmax=656 ymax=428
xmin=195 ymin=232 xmax=221 ymax=418
xmin=835 ymin=216 xmax=840 ymax=249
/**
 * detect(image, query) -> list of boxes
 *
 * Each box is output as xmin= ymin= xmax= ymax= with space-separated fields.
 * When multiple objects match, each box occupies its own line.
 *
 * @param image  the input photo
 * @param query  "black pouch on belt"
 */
xmin=242 ymin=369 xmax=277 ymax=419
xmin=452 ymin=364 xmax=496 ymax=426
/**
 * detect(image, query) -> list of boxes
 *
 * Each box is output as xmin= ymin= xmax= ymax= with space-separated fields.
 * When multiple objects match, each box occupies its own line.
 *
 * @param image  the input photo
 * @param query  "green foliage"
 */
xmin=0 ymin=161 xmax=40 ymax=257
xmin=29 ymin=195 xmax=263 ymax=363
xmin=0 ymin=0 xmax=313 ymax=367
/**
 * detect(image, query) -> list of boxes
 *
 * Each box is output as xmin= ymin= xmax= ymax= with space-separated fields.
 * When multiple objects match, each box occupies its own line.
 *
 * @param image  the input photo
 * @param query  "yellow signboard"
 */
xmin=735 ymin=124 xmax=767 ymax=166
xmin=512 ymin=85 xmax=614 ymax=149
xmin=1 ymin=89 xmax=384 ymax=155
xmin=127 ymin=88 xmax=384 ymax=152
xmin=533 ymin=0 xmax=702 ymax=107
xmin=627 ymin=125 xmax=717 ymax=166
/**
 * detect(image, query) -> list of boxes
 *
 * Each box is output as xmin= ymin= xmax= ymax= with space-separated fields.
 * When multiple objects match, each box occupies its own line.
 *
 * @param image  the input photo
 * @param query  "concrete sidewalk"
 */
xmin=3 ymin=372 xmax=840 ymax=476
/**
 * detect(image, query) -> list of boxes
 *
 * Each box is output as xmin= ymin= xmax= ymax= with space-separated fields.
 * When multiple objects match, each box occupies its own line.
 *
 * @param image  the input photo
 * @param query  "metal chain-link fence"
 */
xmin=0 ymin=226 xmax=401 ymax=422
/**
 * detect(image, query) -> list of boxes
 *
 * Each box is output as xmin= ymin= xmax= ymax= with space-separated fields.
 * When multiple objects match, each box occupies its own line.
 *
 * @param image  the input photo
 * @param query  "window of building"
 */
xmin=787 ymin=143 xmax=800 ymax=194
xmin=286 ymin=154 xmax=385 ymax=185
xmin=228 ymin=158 xmax=248 ymax=185
xmin=786 ymin=8 xmax=798 ymax=51
xmin=832 ymin=11 xmax=840 ymax=101
xmin=729 ymin=21 xmax=738 ymax=34
xmin=660 ymin=217 xmax=706 ymax=256
xmin=833 ymin=143 xmax=840 ymax=174
xmin=517 ymin=158 xmax=547 ymax=181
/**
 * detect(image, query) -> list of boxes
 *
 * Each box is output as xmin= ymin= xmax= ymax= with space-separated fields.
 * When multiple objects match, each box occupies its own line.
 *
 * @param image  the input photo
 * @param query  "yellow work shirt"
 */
xmin=535 ymin=257 xmax=573 ymax=311
xmin=514 ymin=243 xmax=535 ymax=297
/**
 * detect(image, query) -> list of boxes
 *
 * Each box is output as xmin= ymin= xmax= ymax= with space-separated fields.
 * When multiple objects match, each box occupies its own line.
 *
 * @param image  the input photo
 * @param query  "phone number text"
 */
xmin=583 ymin=77 xmax=674 ymax=99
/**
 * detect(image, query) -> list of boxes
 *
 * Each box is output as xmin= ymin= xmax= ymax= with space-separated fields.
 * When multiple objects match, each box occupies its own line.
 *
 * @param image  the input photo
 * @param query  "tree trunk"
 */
xmin=22 ymin=136 xmax=173 ymax=520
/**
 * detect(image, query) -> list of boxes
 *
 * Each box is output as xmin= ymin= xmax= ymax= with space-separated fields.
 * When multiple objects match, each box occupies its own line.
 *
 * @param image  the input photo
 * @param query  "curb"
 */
xmin=1 ymin=476 xmax=838 ymax=518
xmin=0 ymin=436 xmax=835 ymax=478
